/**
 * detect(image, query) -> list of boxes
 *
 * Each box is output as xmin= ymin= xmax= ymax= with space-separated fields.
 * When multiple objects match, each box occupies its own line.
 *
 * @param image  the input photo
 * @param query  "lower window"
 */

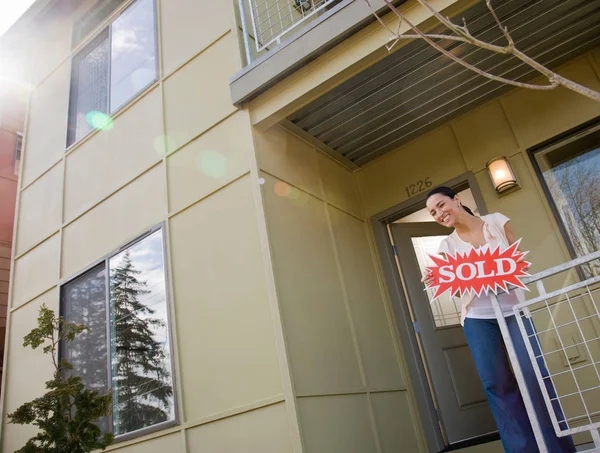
xmin=61 ymin=226 xmax=176 ymax=438
xmin=532 ymin=122 xmax=600 ymax=276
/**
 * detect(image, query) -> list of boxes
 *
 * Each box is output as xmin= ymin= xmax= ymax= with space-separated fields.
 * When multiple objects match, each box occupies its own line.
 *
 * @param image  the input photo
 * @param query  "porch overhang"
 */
xmin=229 ymin=0 xmax=405 ymax=107
xmin=286 ymin=0 xmax=600 ymax=168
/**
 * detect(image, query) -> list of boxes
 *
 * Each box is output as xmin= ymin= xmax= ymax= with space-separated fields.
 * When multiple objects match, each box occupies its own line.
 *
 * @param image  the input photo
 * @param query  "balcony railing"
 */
xmin=511 ymin=251 xmax=600 ymax=451
xmin=237 ymin=0 xmax=341 ymax=63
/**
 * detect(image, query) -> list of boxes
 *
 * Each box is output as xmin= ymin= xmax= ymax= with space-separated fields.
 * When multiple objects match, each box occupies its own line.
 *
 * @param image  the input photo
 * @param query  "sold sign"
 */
xmin=425 ymin=240 xmax=530 ymax=301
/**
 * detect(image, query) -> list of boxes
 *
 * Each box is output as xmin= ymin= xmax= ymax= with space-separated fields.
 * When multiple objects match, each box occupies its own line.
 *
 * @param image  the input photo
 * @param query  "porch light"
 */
xmin=486 ymin=157 xmax=519 ymax=193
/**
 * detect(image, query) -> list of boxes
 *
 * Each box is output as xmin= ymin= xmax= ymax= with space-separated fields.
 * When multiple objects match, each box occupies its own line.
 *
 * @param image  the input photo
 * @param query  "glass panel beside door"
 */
xmin=411 ymin=235 xmax=463 ymax=327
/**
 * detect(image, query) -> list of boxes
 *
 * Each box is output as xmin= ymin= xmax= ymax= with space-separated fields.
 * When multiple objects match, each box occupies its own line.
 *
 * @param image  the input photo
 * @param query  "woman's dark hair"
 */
xmin=426 ymin=186 xmax=475 ymax=216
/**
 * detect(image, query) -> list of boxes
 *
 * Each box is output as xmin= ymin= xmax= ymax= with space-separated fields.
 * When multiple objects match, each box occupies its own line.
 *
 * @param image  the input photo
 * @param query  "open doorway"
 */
xmin=372 ymin=174 xmax=501 ymax=452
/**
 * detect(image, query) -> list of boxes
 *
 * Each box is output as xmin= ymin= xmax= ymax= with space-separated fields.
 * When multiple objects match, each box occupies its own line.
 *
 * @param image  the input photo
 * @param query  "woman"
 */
xmin=422 ymin=186 xmax=575 ymax=453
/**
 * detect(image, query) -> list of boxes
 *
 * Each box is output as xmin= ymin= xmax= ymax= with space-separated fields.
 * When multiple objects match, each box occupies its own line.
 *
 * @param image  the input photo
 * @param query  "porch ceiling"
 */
xmin=286 ymin=0 xmax=600 ymax=168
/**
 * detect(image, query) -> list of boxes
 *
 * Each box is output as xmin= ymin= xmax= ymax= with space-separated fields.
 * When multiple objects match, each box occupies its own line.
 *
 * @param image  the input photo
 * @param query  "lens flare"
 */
xmin=258 ymin=177 xmax=266 ymax=185
xmin=153 ymin=134 xmax=169 ymax=156
xmin=288 ymin=186 xmax=300 ymax=200
xmin=85 ymin=111 xmax=113 ymax=131
xmin=274 ymin=181 xmax=291 ymax=197
xmin=196 ymin=150 xmax=227 ymax=178
xmin=291 ymin=189 xmax=309 ymax=207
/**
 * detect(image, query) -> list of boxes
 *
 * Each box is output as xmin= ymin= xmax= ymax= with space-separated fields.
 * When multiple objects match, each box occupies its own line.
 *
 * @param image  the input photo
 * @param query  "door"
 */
xmin=390 ymin=222 xmax=497 ymax=445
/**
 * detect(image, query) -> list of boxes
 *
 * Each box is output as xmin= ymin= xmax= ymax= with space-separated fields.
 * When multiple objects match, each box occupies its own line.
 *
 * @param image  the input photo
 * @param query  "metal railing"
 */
xmin=508 ymin=251 xmax=600 ymax=452
xmin=238 ymin=0 xmax=341 ymax=63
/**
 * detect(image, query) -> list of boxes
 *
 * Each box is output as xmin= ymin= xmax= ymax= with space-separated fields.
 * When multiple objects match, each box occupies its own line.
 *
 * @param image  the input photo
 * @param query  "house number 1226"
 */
xmin=405 ymin=177 xmax=432 ymax=197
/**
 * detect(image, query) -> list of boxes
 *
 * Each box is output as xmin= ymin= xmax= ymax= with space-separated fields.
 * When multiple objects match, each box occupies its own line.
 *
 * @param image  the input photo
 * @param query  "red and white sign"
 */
xmin=425 ymin=240 xmax=530 ymax=301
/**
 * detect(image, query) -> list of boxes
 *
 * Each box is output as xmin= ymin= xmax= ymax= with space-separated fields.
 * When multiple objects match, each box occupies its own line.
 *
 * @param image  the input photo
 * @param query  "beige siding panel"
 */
xmin=502 ymin=58 xmax=600 ymax=148
xmin=108 ymin=433 xmax=181 ymax=453
xmin=474 ymin=154 xmax=569 ymax=277
xmin=255 ymin=126 xmax=323 ymax=198
xmin=2 ymin=290 xmax=58 ymax=453
xmin=167 ymin=111 xmax=252 ymax=214
xmin=16 ymin=163 xmax=63 ymax=254
xmin=163 ymin=33 xmax=238 ymax=154
xmin=11 ymin=234 xmax=60 ymax=308
xmin=298 ymin=394 xmax=377 ymax=453
xmin=328 ymin=206 xmax=405 ymax=389
xmin=318 ymin=152 xmax=363 ymax=218
xmin=169 ymin=175 xmax=283 ymax=422
xmin=371 ymin=391 xmax=422 ymax=453
xmin=358 ymin=126 xmax=467 ymax=216
xmin=62 ymin=164 xmax=165 ymax=278
xmin=186 ymin=403 xmax=293 ymax=453
xmin=452 ymin=101 xmax=520 ymax=172
xmin=31 ymin=24 xmax=72 ymax=87
xmin=22 ymin=61 xmax=70 ymax=186
xmin=160 ymin=0 xmax=234 ymax=77
xmin=64 ymin=88 xmax=163 ymax=222
xmin=262 ymin=173 xmax=363 ymax=395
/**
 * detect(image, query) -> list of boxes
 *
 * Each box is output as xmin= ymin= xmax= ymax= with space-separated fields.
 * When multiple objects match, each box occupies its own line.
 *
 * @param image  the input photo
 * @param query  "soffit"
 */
xmin=287 ymin=0 xmax=600 ymax=167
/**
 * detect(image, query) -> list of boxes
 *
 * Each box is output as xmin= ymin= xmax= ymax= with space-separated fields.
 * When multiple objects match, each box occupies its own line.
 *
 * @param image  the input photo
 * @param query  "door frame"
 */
xmin=370 ymin=172 xmax=487 ymax=453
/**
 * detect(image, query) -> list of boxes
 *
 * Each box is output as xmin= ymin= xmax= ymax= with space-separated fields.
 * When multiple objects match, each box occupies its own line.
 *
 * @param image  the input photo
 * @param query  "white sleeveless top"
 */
xmin=437 ymin=213 xmax=524 ymax=325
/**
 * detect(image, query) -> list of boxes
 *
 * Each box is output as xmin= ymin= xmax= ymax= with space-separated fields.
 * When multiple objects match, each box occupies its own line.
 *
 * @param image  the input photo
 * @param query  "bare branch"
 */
xmin=486 ymin=0 xmax=513 ymax=47
xmin=363 ymin=0 xmax=402 ymax=40
xmin=382 ymin=0 xmax=559 ymax=91
xmin=363 ymin=0 xmax=600 ymax=102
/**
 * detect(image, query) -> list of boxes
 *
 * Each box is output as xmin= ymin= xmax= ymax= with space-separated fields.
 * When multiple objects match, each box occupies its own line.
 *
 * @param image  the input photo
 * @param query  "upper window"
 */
xmin=67 ymin=0 xmax=157 ymax=147
xmin=532 ymin=123 xmax=600 ymax=276
xmin=61 ymin=227 xmax=176 ymax=438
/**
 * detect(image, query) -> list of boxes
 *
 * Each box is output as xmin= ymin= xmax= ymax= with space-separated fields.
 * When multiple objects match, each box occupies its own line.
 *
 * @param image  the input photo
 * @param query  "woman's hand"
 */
xmin=421 ymin=267 xmax=434 ymax=286
xmin=517 ymin=254 xmax=531 ymax=273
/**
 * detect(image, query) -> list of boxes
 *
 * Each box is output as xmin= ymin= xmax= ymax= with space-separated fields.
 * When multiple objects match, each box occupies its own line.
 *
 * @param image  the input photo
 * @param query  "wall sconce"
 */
xmin=486 ymin=157 xmax=519 ymax=193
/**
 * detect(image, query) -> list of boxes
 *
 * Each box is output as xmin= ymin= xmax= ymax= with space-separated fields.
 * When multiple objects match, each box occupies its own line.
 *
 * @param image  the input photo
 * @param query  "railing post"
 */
xmin=592 ymin=428 xmax=600 ymax=449
xmin=238 ymin=0 xmax=253 ymax=65
xmin=491 ymin=293 xmax=548 ymax=453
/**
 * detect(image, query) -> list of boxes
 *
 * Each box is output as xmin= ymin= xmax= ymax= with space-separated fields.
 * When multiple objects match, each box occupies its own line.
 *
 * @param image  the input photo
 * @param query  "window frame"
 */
xmin=72 ymin=0 xmax=129 ymax=49
xmin=528 ymin=117 xmax=600 ymax=265
xmin=58 ymin=223 xmax=179 ymax=442
xmin=66 ymin=0 xmax=159 ymax=150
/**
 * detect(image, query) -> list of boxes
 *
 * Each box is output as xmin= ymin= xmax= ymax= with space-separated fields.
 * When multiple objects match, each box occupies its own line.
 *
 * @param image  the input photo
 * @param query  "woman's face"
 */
xmin=426 ymin=193 xmax=461 ymax=227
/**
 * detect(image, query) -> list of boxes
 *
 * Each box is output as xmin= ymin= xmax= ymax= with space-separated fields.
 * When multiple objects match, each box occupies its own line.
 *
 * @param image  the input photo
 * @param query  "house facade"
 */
xmin=0 ymin=0 xmax=599 ymax=452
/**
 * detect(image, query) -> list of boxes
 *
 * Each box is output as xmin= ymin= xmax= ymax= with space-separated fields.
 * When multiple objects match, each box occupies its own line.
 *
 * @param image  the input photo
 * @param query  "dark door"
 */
xmin=390 ymin=222 xmax=497 ymax=445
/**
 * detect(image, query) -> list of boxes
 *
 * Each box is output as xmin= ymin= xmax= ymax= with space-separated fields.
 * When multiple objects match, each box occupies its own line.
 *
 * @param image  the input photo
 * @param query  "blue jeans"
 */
xmin=464 ymin=316 xmax=576 ymax=453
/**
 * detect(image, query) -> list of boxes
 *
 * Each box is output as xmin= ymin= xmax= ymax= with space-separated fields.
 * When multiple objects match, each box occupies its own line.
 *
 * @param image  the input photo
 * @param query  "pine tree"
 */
xmin=7 ymin=305 xmax=113 ymax=453
xmin=109 ymin=251 xmax=172 ymax=435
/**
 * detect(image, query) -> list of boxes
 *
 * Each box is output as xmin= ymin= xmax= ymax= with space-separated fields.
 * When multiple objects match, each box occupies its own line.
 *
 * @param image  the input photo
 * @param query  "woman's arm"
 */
xmin=503 ymin=221 xmax=530 ymax=272
xmin=504 ymin=221 xmax=517 ymax=245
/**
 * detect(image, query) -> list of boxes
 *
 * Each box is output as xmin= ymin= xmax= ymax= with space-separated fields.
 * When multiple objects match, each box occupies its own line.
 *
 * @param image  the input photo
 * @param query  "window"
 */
xmin=67 ymin=0 xmax=157 ymax=147
xmin=14 ymin=132 xmax=22 ymax=175
xmin=61 ymin=227 xmax=176 ymax=438
xmin=72 ymin=0 xmax=128 ymax=48
xmin=532 ymin=123 xmax=600 ymax=276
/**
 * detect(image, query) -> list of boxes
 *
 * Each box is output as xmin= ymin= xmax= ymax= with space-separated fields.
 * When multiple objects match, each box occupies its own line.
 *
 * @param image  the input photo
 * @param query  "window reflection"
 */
xmin=108 ymin=230 xmax=174 ymax=435
xmin=71 ymin=33 xmax=110 ymax=145
xmin=62 ymin=264 xmax=110 ymax=433
xmin=535 ymin=128 xmax=600 ymax=276
xmin=110 ymin=0 xmax=157 ymax=112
